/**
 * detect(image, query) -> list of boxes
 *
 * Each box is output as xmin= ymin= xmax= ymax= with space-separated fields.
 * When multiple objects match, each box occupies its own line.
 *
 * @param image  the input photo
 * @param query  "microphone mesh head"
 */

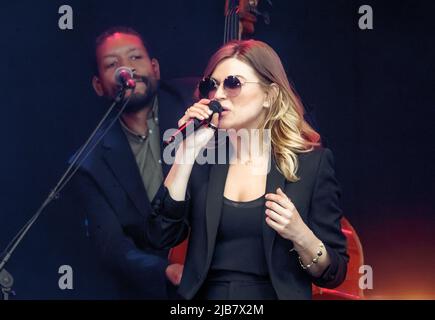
xmin=209 ymin=100 xmax=223 ymax=114
xmin=114 ymin=67 xmax=134 ymax=85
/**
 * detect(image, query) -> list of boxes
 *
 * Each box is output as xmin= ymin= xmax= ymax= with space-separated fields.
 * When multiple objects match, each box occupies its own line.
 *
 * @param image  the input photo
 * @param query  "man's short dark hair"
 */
xmin=94 ymin=26 xmax=153 ymax=76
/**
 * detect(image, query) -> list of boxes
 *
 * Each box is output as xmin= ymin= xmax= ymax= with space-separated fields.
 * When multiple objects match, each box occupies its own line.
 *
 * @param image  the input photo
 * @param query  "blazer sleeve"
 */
xmin=146 ymin=184 xmax=191 ymax=250
xmin=72 ymin=171 xmax=169 ymax=298
xmin=308 ymin=148 xmax=349 ymax=288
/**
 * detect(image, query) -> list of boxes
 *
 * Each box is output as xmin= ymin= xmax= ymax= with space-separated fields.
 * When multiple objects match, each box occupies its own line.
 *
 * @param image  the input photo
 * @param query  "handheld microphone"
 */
xmin=164 ymin=100 xmax=223 ymax=145
xmin=114 ymin=67 xmax=136 ymax=89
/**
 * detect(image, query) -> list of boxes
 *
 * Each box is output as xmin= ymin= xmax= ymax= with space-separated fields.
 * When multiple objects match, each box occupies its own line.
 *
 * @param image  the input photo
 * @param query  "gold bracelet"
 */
xmin=298 ymin=243 xmax=325 ymax=270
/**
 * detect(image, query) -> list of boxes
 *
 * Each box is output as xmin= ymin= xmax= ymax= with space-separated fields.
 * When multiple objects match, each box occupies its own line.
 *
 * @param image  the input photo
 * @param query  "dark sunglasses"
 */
xmin=198 ymin=75 xmax=259 ymax=99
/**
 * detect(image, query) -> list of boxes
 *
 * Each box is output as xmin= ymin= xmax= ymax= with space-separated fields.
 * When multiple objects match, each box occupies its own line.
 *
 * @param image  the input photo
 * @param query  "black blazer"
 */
xmin=147 ymin=146 xmax=349 ymax=300
xmin=71 ymin=79 xmax=196 ymax=298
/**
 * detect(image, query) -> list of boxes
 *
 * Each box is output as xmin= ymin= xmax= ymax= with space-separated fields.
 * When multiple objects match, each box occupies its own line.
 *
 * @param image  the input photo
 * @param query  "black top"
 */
xmin=148 ymin=148 xmax=349 ymax=300
xmin=210 ymin=195 xmax=269 ymax=277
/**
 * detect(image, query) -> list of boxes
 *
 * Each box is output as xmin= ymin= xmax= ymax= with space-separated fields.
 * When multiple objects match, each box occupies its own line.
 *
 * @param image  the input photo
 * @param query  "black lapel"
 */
xmin=263 ymin=157 xmax=287 ymax=264
xmin=102 ymin=121 xmax=151 ymax=216
xmin=205 ymin=162 xmax=230 ymax=265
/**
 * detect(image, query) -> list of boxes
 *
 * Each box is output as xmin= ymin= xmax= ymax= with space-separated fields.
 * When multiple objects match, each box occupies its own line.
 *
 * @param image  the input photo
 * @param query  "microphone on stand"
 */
xmin=0 ymin=68 xmax=137 ymax=300
xmin=114 ymin=67 xmax=136 ymax=89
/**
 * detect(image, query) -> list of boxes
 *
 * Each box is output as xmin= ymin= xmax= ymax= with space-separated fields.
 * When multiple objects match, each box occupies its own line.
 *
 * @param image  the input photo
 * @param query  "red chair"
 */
xmin=312 ymin=217 xmax=364 ymax=300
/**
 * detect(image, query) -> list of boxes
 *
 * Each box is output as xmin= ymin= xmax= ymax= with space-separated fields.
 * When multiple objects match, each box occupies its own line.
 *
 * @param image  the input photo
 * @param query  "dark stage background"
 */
xmin=0 ymin=0 xmax=434 ymax=299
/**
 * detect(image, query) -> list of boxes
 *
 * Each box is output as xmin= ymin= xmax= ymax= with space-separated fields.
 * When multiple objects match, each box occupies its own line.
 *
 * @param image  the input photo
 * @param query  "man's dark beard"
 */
xmin=117 ymin=76 xmax=159 ymax=114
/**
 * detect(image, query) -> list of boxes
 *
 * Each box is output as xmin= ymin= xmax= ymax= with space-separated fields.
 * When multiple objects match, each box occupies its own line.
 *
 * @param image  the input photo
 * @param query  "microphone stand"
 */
xmin=0 ymin=86 xmax=134 ymax=300
xmin=0 ymin=269 xmax=13 ymax=300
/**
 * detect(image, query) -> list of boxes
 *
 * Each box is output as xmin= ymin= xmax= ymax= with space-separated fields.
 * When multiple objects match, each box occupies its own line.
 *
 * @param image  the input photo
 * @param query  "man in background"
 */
xmin=72 ymin=26 xmax=192 ymax=298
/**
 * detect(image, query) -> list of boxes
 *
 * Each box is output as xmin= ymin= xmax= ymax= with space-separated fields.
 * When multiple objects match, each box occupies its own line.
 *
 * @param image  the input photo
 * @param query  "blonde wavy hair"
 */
xmin=198 ymin=40 xmax=321 ymax=182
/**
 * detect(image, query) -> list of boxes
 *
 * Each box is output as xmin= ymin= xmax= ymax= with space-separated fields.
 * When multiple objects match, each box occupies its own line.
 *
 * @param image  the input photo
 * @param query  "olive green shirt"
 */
xmin=120 ymin=98 xmax=163 ymax=201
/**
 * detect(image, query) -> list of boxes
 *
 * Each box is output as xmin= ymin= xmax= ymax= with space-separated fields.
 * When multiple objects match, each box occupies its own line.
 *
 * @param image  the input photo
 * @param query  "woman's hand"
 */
xmin=264 ymin=188 xmax=332 ymax=276
xmin=164 ymin=99 xmax=220 ymax=201
xmin=265 ymin=188 xmax=313 ymax=245
xmin=177 ymin=99 xmax=220 ymax=152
